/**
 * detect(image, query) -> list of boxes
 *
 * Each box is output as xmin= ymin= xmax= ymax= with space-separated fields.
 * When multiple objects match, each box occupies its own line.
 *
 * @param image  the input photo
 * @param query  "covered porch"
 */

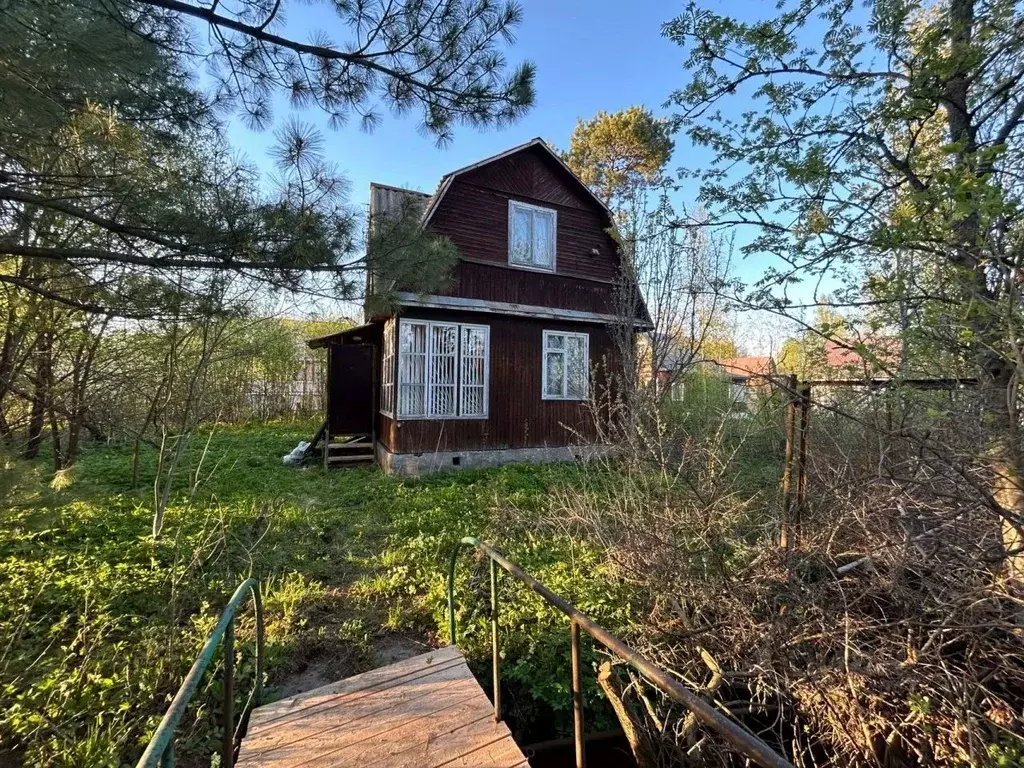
xmin=307 ymin=323 xmax=382 ymax=468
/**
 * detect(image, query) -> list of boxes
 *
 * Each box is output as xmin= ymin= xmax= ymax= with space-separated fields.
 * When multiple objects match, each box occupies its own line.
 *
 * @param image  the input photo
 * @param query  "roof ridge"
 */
xmin=419 ymin=138 xmax=613 ymax=226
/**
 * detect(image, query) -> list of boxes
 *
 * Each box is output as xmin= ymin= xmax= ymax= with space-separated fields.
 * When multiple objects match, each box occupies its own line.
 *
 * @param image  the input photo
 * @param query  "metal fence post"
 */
xmin=571 ymin=619 xmax=585 ymax=768
xmin=222 ymin=621 xmax=234 ymax=767
xmin=490 ymin=558 xmax=501 ymax=723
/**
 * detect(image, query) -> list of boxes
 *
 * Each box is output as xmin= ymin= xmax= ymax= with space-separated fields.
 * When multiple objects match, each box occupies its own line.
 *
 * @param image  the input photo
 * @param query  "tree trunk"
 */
xmin=980 ymin=357 xmax=1024 ymax=583
xmin=942 ymin=0 xmax=1024 ymax=586
xmin=0 ymin=258 xmax=35 ymax=441
xmin=24 ymin=331 xmax=50 ymax=460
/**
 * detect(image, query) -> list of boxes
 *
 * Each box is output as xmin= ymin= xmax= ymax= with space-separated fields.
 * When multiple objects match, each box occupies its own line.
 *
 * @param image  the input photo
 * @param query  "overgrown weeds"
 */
xmin=1 ymin=423 xmax=390 ymax=765
xmin=537 ymin=384 xmax=1024 ymax=766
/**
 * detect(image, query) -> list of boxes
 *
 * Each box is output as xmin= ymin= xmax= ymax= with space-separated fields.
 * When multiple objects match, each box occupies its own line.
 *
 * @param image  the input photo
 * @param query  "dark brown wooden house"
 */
xmin=309 ymin=139 xmax=651 ymax=475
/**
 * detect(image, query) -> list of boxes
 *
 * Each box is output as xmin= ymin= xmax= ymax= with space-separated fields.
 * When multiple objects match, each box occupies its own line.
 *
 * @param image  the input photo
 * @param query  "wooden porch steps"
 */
xmin=323 ymin=433 xmax=374 ymax=469
xmin=236 ymin=647 xmax=527 ymax=767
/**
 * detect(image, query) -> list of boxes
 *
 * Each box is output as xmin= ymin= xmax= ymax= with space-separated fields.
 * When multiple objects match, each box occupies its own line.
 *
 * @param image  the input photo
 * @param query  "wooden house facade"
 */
xmin=309 ymin=139 xmax=650 ymax=474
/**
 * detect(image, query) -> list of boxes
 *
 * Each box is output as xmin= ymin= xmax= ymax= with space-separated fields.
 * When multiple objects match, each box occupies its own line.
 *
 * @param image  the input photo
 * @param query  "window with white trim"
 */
xmin=429 ymin=323 xmax=459 ymax=416
xmin=380 ymin=319 xmax=396 ymax=416
xmin=509 ymin=200 xmax=556 ymax=271
xmin=460 ymin=325 xmax=488 ymax=417
xmin=542 ymin=330 xmax=589 ymax=400
xmin=397 ymin=319 xmax=489 ymax=418
xmin=398 ymin=321 xmax=428 ymax=416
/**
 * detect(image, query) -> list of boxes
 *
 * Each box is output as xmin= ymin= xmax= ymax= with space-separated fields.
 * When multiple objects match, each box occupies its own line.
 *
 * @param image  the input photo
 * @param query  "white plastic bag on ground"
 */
xmin=282 ymin=440 xmax=311 ymax=466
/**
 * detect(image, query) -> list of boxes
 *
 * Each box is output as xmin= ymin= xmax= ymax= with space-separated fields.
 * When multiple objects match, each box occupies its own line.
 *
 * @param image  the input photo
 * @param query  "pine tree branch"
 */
xmin=137 ymin=0 xmax=517 ymax=106
xmin=1 ymin=243 xmax=361 ymax=273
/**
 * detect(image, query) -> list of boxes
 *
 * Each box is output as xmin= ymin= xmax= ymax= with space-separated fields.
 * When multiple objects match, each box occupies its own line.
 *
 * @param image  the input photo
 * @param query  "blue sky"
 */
xmin=224 ymin=0 xmax=804 ymax=351
xmin=226 ymin=0 xmax=714 ymax=206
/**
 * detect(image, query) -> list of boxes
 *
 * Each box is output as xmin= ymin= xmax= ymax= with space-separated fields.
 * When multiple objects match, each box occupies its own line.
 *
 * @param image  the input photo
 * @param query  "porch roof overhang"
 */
xmin=393 ymin=292 xmax=654 ymax=330
xmin=306 ymin=322 xmax=377 ymax=349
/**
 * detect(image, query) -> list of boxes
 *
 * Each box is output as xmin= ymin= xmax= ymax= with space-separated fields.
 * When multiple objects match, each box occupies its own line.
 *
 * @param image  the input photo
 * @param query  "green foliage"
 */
xmin=775 ymin=303 xmax=848 ymax=377
xmin=0 ymin=425 xmax=639 ymax=762
xmin=663 ymin=0 xmax=1024 ymax=382
xmin=563 ymin=106 xmax=675 ymax=206
xmin=0 ymin=424 xmax=371 ymax=764
xmin=353 ymin=462 xmax=639 ymax=736
xmin=663 ymin=368 xmax=786 ymax=489
xmin=1 ymin=0 xmax=535 ymax=315
xmin=986 ymin=737 xmax=1024 ymax=768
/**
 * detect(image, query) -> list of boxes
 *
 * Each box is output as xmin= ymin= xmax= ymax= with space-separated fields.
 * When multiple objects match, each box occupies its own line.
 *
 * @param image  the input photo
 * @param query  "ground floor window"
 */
xmin=542 ymin=330 xmax=589 ymax=400
xmin=670 ymin=378 xmax=685 ymax=401
xmin=379 ymin=318 xmax=396 ymax=416
xmin=391 ymin=319 xmax=490 ymax=419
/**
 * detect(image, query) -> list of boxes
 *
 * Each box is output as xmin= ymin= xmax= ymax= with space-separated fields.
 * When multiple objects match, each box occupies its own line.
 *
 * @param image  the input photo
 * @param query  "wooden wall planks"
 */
xmin=439 ymin=260 xmax=617 ymax=315
xmin=429 ymin=145 xmax=622 ymax=285
xmin=376 ymin=309 xmax=620 ymax=454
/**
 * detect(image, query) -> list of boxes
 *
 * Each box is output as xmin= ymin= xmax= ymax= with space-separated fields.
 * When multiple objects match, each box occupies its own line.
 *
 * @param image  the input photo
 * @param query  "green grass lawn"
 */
xmin=0 ymin=423 xmax=632 ymax=766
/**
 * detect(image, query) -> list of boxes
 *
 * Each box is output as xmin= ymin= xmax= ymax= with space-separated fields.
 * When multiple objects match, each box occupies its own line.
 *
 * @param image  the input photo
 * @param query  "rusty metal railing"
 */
xmin=136 ymin=579 xmax=264 ymax=768
xmin=447 ymin=537 xmax=793 ymax=768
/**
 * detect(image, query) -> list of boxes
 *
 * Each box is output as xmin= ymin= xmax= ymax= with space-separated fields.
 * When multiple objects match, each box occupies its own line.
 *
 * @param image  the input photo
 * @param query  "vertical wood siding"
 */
xmin=429 ymin=146 xmax=622 ymax=286
xmin=384 ymin=309 xmax=620 ymax=454
xmin=441 ymin=260 xmax=617 ymax=315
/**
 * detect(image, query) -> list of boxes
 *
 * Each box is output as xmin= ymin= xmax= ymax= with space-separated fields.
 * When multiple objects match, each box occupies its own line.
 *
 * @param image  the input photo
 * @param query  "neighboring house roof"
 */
xmin=419 ymin=137 xmax=616 ymax=226
xmin=712 ymin=356 xmax=775 ymax=379
xmin=823 ymin=338 xmax=900 ymax=374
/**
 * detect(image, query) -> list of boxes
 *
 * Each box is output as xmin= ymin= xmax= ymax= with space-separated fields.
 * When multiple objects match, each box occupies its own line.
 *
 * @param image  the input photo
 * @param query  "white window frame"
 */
xmin=459 ymin=325 xmax=489 ymax=418
xmin=730 ymin=380 xmax=748 ymax=405
xmin=508 ymin=200 xmax=557 ymax=272
xmin=427 ymin=322 xmax=459 ymax=418
xmin=541 ymin=330 xmax=589 ymax=401
xmin=397 ymin=320 xmax=429 ymax=417
xmin=395 ymin=318 xmax=490 ymax=419
xmin=670 ymin=379 xmax=685 ymax=402
xmin=380 ymin=318 xmax=396 ymax=417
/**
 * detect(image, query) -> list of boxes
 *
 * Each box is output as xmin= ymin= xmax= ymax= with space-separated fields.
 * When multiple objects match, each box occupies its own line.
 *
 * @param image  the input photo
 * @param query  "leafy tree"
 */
xmin=563 ymin=109 xmax=728 ymax=409
xmin=665 ymin=0 xmax=1024 ymax=579
xmin=698 ymin=328 xmax=738 ymax=364
xmin=777 ymin=336 xmax=804 ymax=377
xmin=563 ymin=106 xmax=675 ymax=208
xmin=1 ymin=0 xmax=534 ymax=314
xmin=0 ymin=0 xmax=529 ymax=466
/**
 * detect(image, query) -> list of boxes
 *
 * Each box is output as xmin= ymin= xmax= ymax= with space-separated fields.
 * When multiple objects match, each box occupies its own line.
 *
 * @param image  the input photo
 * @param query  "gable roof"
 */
xmin=419 ymin=138 xmax=615 ymax=226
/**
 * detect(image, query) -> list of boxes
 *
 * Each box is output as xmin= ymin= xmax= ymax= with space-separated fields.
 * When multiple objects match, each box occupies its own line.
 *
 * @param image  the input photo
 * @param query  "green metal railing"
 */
xmin=136 ymin=579 xmax=265 ymax=768
xmin=447 ymin=537 xmax=794 ymax=768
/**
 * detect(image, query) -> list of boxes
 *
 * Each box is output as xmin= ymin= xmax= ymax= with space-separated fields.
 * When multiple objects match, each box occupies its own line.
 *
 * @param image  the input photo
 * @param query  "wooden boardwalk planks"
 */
xmin=237 ymin=648 xmax=527 ymax=768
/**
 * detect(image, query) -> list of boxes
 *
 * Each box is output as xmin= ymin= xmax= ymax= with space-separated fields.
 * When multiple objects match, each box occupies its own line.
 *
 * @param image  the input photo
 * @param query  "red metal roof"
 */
xmin=823 ymin=338 xmax=900 ymax=372
xmin=713 ymin=356 xmax=774 ymax=378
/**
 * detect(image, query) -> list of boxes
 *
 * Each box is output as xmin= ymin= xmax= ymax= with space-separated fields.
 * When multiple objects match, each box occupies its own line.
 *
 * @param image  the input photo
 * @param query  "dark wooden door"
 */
xmin=328 ymin=344 xmax=375 ymax=436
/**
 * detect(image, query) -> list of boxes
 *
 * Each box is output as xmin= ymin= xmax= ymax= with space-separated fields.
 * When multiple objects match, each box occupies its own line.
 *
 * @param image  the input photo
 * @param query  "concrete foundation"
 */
xmin=375 ymin=442 xmax=611 ymax=477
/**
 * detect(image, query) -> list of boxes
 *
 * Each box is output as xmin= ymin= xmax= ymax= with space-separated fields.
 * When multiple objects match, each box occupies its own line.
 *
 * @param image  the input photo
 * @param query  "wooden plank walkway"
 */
xmin=236 ymin=646 xmax=528 ymax=768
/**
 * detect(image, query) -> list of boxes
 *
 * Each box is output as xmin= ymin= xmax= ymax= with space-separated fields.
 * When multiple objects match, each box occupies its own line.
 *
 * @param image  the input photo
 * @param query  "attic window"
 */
xmin=508 ymin=201 xmax=556 ymax=271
